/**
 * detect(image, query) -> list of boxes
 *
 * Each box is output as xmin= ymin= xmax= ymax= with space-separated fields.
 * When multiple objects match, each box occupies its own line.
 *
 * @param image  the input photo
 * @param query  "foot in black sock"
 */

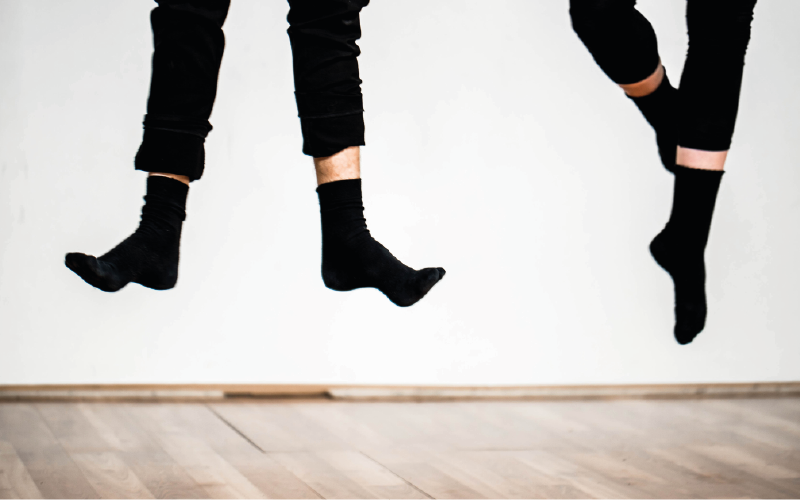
xmin=629 ymin=68 xmax=679 ymax=172
xmin=650 ymin=231 xmax=706 ymax=344
xmin=65 ymin=176 xmax=188 ymax=292
xmin=650 ymin=165 xmax=723 ymax=344
xmin=317 ymin=179 xmax=445 ymax=307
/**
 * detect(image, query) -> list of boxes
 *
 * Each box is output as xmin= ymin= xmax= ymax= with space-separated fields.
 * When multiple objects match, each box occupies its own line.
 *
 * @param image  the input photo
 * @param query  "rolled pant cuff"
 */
xmin=135 ymin=129 xmax=206 ymax=181
xmin=678 ymin=136 xmax=733 ymax=152
xmin=143 ymin=114 xmax=213 ymax=138
xmin=300 ymin=112 xmax=365 ymax=158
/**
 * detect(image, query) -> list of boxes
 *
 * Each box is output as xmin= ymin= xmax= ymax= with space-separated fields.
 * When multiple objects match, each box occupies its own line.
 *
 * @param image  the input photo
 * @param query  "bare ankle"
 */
xmin=149 ymin=172 xmax=191 ymax=186
xmin=676 ymin=148 xmax=727 ymax=171
xmin=313 ymin=146 xmax=361 ymax=186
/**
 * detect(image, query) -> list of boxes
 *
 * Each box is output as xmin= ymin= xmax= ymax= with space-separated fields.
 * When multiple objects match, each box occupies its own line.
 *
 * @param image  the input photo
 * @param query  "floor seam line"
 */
xmin=359 ymin=450 xmax=435 ymax=499
xmin=205 ymin=404 xmax=267 ymax=454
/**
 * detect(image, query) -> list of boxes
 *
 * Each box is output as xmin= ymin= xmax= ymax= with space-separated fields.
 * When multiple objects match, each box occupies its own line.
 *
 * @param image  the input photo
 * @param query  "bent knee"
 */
xmin=288 ymin=0 xmax=369 ymax=28
xmin=154 ymin=0 xmax=230 ymax=28
xmin=569 ymin=0 xmax=635 ymax=36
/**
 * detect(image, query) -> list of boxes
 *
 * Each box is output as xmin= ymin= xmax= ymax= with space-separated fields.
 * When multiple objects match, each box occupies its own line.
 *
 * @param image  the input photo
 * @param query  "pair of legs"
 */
xmin=570 ymin=0 xmax=757 ymax=343
xmin=621 ymin=62 xmax=727 ymax=171
xmin=65 ymin=0 xmax=444 ymax=307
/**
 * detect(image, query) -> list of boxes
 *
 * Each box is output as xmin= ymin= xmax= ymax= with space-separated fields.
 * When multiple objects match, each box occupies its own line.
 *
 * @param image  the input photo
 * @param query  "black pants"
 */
xmin=570 ymin=0 xmax=757 ymax=151
xmin=135 ymin=0 xmax=369 ymax=181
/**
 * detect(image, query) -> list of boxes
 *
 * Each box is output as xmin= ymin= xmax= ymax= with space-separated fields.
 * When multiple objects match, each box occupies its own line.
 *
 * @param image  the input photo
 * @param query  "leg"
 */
xmin=314 ymin=147 xmax=444 ymax=307
xmin=136 ymin=0 xmax=229 ymax=181
xmin=570 ymin=0 xmax=679 ymax=171
xmin=287 ymin=0 xmax=367 ymax=158
xmin=66 ymin=0 xmax=230 ymax=291
xmin=287 ymin=1 xmax=444 ymax=306
xmin=651 ymin=0 xmax=757 ymax=343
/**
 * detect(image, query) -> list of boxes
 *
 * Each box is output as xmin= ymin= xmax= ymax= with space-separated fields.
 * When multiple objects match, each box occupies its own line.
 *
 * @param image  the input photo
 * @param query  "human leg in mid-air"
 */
xmin=288 ymin=0 xmax=445 ymax=307
xmin=569 ymin=0 xmax=757 ymax=343
xmin=66 ymin=0 xmax=228 ymax=292
xmin=67 ymin=0 xmax=444 ymax=306
xmin=570 ymin=0 xmax=679 ymax=172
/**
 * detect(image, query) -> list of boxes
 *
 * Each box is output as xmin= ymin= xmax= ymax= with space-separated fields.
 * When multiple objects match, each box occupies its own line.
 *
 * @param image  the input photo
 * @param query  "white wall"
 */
xmin=1 ymin=0 xmax=798 ymax=386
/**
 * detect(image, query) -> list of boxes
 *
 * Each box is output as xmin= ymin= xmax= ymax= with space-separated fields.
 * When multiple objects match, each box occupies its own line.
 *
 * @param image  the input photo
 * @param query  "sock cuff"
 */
xmin=316 ymin=178 xmax=362 ymax=206
xmin=147 ymin=175 xmax=189 ymax=200
xmin=145 ymin=176 xmax=189 ymax=218
xmin=673 ymin=164 xmax=725 ymax=180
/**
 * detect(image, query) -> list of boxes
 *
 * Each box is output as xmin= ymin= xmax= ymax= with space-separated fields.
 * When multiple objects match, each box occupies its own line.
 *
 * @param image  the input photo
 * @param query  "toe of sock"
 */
xmin=65 ymin=252 xmax=94 ymax=276
xmin=417 ymin=267 xmax=444 ymax=296
xmin=389 ymin=267 xmax=445 ymax=308
xmin=65 ymin=253 xmax=127 ymax=292
xmin=674 ymin=303 xmax=706 ymax=345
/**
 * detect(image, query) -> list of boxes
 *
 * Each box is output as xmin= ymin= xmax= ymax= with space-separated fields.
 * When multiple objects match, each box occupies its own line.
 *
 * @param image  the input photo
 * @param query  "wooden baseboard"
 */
xmin=0 ymin=384 xmax=328 ymax=402
xmin=0 ymin=382 xmax=798 ymax=402
xmin=327 ymin=382 xmax=800 ymax=401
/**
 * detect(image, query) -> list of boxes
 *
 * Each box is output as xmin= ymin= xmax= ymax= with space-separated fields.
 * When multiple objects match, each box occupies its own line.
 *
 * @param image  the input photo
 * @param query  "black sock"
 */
xmin=629 ymin=69 xmax=678 ymax=172
xmin=650 ymin=165 xmax=723 ymax=344
xmin=65 ymin=176 xmax=188 ymax=292
xmin=317 ymin=179 xmax=445 ymax=307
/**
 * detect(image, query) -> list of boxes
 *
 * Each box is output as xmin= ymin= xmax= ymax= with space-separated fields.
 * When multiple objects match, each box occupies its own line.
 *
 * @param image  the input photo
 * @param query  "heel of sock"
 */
xmin=321 ymin=265 xmax=362 ymax=292
xmin=649 ymin=232 xmax=671 ymax=271
xmin=135 ymin=266 xmax=179 ymax=290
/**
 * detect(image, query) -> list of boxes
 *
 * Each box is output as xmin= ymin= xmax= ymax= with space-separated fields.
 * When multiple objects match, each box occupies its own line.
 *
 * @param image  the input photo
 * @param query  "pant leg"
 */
xmin=135 ymin=0 xmax=231 ymax=181
xmin=678 ymin=0 xmax=757 ymax=152
xmin=569 ymin=0 xmax=660 ymax=85
xmin=287 ymin=0 xmax=369 ymax=157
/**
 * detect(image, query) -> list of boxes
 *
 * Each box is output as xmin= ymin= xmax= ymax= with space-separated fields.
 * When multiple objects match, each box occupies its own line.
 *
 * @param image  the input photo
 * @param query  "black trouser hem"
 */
xmin=301 ymin=112 xmax=365 ymax=158
xmin=677 ymin=139 xmax=732 ymax=152
xmin=135 ymin=129 xmax=206 ymax=181
xmin=143 ymin=114 xmax=213 ymax=138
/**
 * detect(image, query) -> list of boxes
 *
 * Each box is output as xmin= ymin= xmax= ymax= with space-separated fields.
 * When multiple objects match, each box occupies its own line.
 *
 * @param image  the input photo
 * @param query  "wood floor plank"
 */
xmin=78 ymin=404 xmax=210 ymax=499
xmin=512 ymin=449 xmax=658 ymax=499
xmin=0 ymin=404 xmax=98 ymax=499
xmin=271 ymin=450 xmax=429 ymax=499
xmin=134 ymin=405 xmax=319 ymax=500
xmin=711 ymin=399 xmax=800 ymax=441
xmin=181 ymin=405 xmax=320 ymax=498
xmin=211 ymin=404 xmax=351 ymax=452
xmin=291 ymin=404 xmax=395 ymax=450
xmin=2 ymin=397 xmax=800 ymax=499
xmin=678 ymin=399 xmax=800 ymax=451
xmin=444 ymin=401 xmax=575 ymax=450
xmin=69 ymin=452 xmax=154 ymax=499
xmin=551 ymin=399 xmax=800 ymax=498
xmin=126 ymin=405 xmax=266 ymax=499
xmin=449 ymin=450 xmax=595 ymax=500
xmin=36 ymin=404 xmax=111 ymax=453
xmin=360 ymin=447 xmax=487 ymax=499
xmin=213 ymin=402 xmax=436 ymax=496
xmin=37 ymin=403 xmax=209 ymax=499
xmin=368 ymin=447 xmax=593 ymax=499
xmin=692 ymin=444 xmax=800 ymax=480
xmin=647 ymin=445 xmax=797 ymax=498
xmin=0 ymin=441 xmax=42 ymax=499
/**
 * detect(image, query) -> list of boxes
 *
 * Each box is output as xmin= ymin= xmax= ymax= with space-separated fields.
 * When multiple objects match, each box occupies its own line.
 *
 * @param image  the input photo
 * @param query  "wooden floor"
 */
xmin=1 ymin=398 xmax=799 ymax=498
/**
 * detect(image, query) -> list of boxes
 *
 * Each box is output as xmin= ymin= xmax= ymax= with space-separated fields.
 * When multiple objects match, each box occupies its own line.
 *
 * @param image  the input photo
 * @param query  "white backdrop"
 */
xmin=1 ymin=0 xmax=798 ymax=386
